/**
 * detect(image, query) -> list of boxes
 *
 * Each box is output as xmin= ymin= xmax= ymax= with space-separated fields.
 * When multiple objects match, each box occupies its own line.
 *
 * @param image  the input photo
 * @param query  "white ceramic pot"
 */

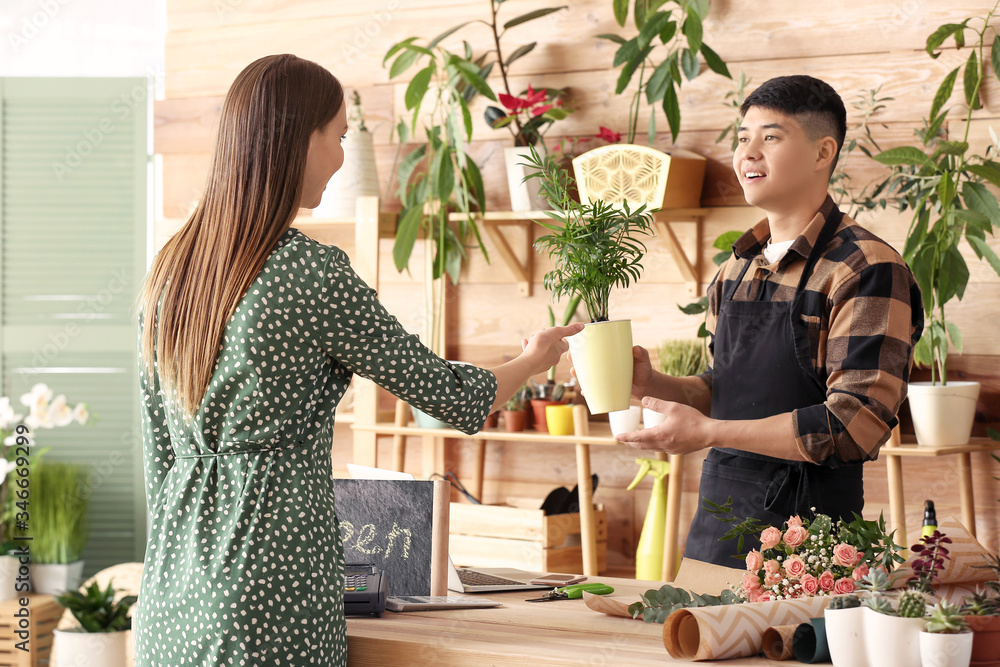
xmin=642 ymin=407 xmax=667 ymax=428
xmin=313 ymin=129 xmax=379 ymax=218
xmin=504 ymin=146 xmax=548 ymax=211
xmin=919 ymin=630 xmax=973 ymax=667
xmin=609 ymin=406 xmax=641 ymax=436
xmin=907 ymin=381 xmax=980 ymax=446
xmin=0 ymin=554 xmax=22 ymax=601
xmin=863 ymin=606 xmax=926 ymax=667
xmin=825 ymin=606 xmax=868 ymax=667
xmin=52 ymin=629 xmax=128 ymax=667
xmin=31 ymin=560 xmax=85 ymax=596
xmin=568 ymin=320 xmax=633 ymax=415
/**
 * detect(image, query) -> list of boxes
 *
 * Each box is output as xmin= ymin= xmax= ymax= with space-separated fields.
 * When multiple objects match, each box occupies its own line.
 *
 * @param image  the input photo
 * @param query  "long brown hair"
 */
xmin=135 ymin=54 xmax=344 ymax=424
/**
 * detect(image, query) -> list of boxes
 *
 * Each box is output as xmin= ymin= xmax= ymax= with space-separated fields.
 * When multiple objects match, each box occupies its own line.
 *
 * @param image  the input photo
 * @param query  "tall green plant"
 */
xmin=19 ymin=460 xmax=90 ymax=564
xmin=522 ymin=145 xmax=654 ymax=322
xmin=599 ymin=0 xmax=731 ymax=144
xmin=872 ymin=3 xmax=1000 ymax=385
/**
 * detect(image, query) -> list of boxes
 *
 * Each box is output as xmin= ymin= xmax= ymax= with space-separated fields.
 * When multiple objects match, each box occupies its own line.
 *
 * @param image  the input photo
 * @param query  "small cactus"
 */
xmin=926 ymin=600 xmax=969 ymax=633
xmin=898 ymin=590 xmax=928 ymax=618
xmin=828 ymin=594 xmax=861 ymax=610
xmin=863 ymin=596 xmax=895 ymax=615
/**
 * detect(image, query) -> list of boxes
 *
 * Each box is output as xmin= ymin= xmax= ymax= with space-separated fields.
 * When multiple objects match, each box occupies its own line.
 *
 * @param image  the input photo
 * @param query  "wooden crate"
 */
xmin=449 ymin=503 xmax=608 ymax=573
xmin=0 ymin=594 xmax=62 ymax=667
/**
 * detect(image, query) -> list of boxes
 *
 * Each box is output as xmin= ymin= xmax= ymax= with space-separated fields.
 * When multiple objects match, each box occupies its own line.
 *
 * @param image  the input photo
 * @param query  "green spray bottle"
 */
xmin=627 ymin=457 xmax=672 ymax=580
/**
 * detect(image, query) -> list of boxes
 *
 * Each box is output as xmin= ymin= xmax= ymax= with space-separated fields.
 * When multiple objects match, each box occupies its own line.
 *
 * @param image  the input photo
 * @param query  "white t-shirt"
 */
xmin=762 ymin=239 xmax=794 ymax=265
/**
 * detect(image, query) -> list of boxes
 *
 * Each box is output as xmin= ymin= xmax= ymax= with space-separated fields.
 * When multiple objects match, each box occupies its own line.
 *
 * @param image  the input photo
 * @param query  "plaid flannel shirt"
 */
xmin=698 ymin=195 xmax=923 ymax=465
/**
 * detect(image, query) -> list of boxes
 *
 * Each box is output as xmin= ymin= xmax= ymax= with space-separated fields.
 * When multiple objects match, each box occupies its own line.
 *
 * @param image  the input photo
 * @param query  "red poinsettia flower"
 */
xmin=531 ymin=104 xmax=554 ymax=116
xmin=596 ymin=126 xmax=621 ymax=143
xmin=499 ymin=92 xmax=530 ymax=112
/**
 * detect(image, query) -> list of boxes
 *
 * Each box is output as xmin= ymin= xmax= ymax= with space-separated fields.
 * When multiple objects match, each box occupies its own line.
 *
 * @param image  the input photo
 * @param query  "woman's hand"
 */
xmin=613 ymin=396 xmax=711 ymax=455
xmin=520 ymin=323 xmax=584 ymax=377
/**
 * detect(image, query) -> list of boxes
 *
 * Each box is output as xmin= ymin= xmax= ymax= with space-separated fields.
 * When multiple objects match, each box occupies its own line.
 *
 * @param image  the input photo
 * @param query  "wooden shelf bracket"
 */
xmin=652 ymin=208 xmax=707 ymax=297
xmin=482 ymin=219 xmax=534 ymax=297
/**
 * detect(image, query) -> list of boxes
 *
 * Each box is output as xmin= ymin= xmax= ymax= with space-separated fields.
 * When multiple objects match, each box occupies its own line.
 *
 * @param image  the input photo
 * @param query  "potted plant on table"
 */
xmin=921 ymin=599 xmax=973 ymax=667
xmin=522 ymin=145 xmax=655 ymax=414
xmin=962 ymin=553 xmax=1000 ymax=666
xmin=54 ymin=578 xmax=136 ymax=667
xmin=28 ymin=459 xmax=91 ymax=595
xmin=870 ymin=7 xmax=1000 ymax=446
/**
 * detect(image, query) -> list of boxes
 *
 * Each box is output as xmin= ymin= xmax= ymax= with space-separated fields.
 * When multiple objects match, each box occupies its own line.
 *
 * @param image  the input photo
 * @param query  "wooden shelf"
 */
xmin=351 ymin=420 xmax=621 ymax=446
xmin=881 ymin=436 xmax=1000 ymax=457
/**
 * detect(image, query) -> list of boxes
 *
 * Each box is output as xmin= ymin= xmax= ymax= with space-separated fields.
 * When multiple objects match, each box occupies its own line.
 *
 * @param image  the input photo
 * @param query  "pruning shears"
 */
xmin=525 ymin=582 xmax=615 ymax=602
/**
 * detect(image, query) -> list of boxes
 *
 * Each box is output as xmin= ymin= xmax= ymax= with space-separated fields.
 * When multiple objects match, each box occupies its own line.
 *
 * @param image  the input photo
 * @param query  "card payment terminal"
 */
xmin=343 ymin=563 xmax=387 ymax=617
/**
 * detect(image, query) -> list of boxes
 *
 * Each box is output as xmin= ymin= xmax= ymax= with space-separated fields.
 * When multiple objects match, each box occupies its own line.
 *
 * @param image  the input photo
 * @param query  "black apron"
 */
xmin=683 ymin=205 xmax=864 ymax=567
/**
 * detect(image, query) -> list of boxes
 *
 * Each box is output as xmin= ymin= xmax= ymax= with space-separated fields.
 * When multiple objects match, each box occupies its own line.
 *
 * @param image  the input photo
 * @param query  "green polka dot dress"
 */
xmin=134 ymin=228 xmax=497 ymax=666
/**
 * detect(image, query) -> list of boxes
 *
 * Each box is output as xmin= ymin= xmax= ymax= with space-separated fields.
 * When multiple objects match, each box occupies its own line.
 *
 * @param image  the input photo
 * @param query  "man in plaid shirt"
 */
xmin=615 ymin=75 xmax=924 ymax=566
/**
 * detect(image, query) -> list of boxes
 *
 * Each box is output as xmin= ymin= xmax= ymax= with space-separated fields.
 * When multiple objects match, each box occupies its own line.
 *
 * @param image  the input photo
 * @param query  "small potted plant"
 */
xmin=522 ymin=145 xmax=655 ymax=414
xmin=54 ymin=577 xmax=136 ymax=667
xmin=963 ymin=553 xmax=1000 ymax=666
xmin=824 ymin=594 xmax=867 ymax=667
xmin=860 ymin=577 xmax=928 ymax=667
xmin=29 ymin=459 xmax=90 ymax=595
xmin=502 ymin=384 xmax=530 ymax=433
xmin=920 ymin=600 xmax=973 ymax=667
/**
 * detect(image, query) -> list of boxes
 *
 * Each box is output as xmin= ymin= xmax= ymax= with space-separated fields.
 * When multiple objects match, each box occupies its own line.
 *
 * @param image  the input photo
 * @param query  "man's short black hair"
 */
xmin=740 ymin=75 xmax=847 ymax=175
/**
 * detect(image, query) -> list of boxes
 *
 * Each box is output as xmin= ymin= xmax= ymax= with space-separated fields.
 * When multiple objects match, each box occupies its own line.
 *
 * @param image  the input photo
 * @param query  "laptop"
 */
xmin=447 ymin=557 xmax=553 ymax=593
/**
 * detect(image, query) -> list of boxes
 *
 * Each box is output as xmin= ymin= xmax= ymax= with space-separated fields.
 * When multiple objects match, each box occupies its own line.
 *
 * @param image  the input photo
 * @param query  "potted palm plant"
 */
xmin=54 ymin=578 xmax=136 ymax=667
xmin=522 ymin=145 xmax=655 ymax=414
xmin=871 ymin=7 xmax=1000 ymax=445
xmin=28 ymin=459 xmax=90 ymax=595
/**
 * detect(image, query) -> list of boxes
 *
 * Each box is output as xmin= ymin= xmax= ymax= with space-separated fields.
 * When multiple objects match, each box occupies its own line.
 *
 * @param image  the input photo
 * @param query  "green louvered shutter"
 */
xmin=0 ymin=77 xmax=149 ymax=577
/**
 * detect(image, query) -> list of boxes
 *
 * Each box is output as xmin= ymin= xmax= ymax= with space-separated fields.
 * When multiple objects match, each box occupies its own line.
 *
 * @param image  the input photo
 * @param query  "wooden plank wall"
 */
xmin=158 ymin=0 xmax=1000 ymax=563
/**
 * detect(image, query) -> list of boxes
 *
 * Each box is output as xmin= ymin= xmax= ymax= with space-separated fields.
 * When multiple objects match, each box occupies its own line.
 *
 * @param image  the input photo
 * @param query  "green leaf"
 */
xmin=457 ymin=94 xmax=474 ymax=142
xmin=713 ymin=230 xmax=742 ymax=251
xmin=964 ymin=180 xmax=1000 ymax=221
xmin=937 ymin=174 xmax=956 ymax=211
xmin=873 ymin=146 xmax=931 ymax=168
xmin=659 ymin=19 xmax=677 ymax=44
xmin=966 ymin=162 xmax=1000 ymax=188
xmin=503 ymin=7 xmax=566 ymax=30
xmin=428 ymin=22 xmax=473 ymax=49
xmin=680 ymin=48 xmax=700 ymax=81
xmin=384 ymin=37 xmax=418 ymax=66
xmin=506 ymin=42 xmax=537 ymax=68
xmin=924 ymin=110 xmax=948 ymax=145
xmin=638 ymin=10 xmax=673 ymax=50
xmin=393 ymin=206 xmax=423 ymax=273
xmin=449 ymin=56 xmax=497 ymax=101
xmin=613 ymin=36 xmax=640 ymax=68
xmin=682 ymin=10 xmax=703 ymax=53
xmin=938 ymin=243 xmax=970 ymax=305
xmin=648 ymin=110 xmax=656 ymax=146
xmin=404 ymin=65 xmax=434 ymax=110
xmin=662 ymin=79 xmax=680 ymax=141
xmin=926 ymin=23 xmax=965 ymax=58
xmin=945 ymin=320 xmax=964 ymax=354
xmin=678 ymin=297 xmax=708 ymax=315
xmin=616 ymin=44 xmax=655 ymax=94
xmin=396 ymin=145 xmax=427 ymax=199
xmin=992 ymin=35 xmax=1000 ymax=82
xmin=634 ymin=0 xmax=668 ymax=29
xmin=964 ymin=50 xmax=982 ymax=110
xmin=396 ymin=119 xmax=409 ymax=144
xmin=967 ymin=234 xmax=1000 ymax=278
xmin=930 ymin=67 xmax=960 ymax=121
xmin=934 ymin=140 xmax=969 ymax=157
xmin=613 ymin=0 xmax=629 ymax=27
xmin=597 ymin=33 xmax=627 ymax=45
xmin=389 ymin=48 xmax=425 ymax=79
xmin=700 ymin=43 xmax=731 ymax=78
xmin=645 ymin=59 xmax=672 ymax=103
xmin=464 ymin=155 xmax=486 ymax=211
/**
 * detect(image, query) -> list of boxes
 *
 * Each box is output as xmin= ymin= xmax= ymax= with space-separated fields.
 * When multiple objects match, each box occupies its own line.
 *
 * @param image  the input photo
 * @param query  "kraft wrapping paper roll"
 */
xmin=892 ymin=517 xmax=994 ymax=602
xmin=662 ymin=596 xmax=830 ymax=661
xmin=760 ymin=624 xmax=798 ymax=660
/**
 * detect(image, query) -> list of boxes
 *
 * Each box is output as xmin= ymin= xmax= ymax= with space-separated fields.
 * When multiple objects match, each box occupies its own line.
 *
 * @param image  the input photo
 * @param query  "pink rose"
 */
xmin=834 ymin=577 xmax=857 ymax=594
xmin=764 ymin=572 xmax=783 ymax=587
xmin=757 ymin=591 xmax=775 ymax=603
xmin=742 ymin=572 xmax=762 ymax=592
xmin=818 ymin=570 xmax=835 ymax=592
xmin=785 ymin=554 xmax=807 ymax=579
xmin=746 ymin=549 xmax=764 ymax=572
xmin=748 ymin=587 xmax=763 ymax=603
xmin=833 ymin=543 xmax=859 ymax=568
xmin=786 ymin=515 xmax=803 ymax=529
xmin=800 ymin=573 xmax=820 ymax=595
xmin=761 ymin=526 xmax=782 ymax=550
xmin=783 ymin=525 xmax=808 ymax=549
xmin=852 ymin=562 xmax=870 ymax=581
xmin=764 ymin=559 xmax=781 ymax=575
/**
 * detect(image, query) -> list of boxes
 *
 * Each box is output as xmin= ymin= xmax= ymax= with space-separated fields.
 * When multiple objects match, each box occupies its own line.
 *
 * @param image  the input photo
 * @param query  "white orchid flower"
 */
xmin=20 ymin=382 xmax=52 ymax=407
xmin=4 ymin=431 xmax=33 ymax=447
xmin=0 ymin=459 xmax=17 ymax=485
xmin=0 ymin=397 xmax=23 ymax=431
xmin=48 ymin=394 xmax=75 ymax=428
xmin=72 ymin=402 xmax=89 ymax=425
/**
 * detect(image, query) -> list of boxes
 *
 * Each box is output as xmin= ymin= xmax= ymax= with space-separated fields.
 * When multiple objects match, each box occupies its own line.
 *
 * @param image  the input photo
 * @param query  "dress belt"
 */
xmin=174 ymin=440 xmax=304 ymax=459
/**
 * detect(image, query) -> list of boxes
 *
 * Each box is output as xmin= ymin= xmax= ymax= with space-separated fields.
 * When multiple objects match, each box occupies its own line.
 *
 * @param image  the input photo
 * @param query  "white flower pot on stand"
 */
xmin=825 ymin=606 xmax=868 ymax=667
xmin=907 ymin=381 xmax=980 ymax=446
xmin=919 ymin=630 xmax=973 ymax=667
xmin=863 ymin=607 xmax=926 ymax=667
xmin=31 ymin=560 xmax=84 ymax=596
xmin=504 ymin=146 xmax=548 ymax=211
xmin=0 ymin=554 xmax=21 ymax=601
xmin=52 ymin=629 xmax=128 ymax=667
xmin=568 ymin=320 xmax=633 ymax=415
xmin=313 ymin=130 xmax=379 ymax=219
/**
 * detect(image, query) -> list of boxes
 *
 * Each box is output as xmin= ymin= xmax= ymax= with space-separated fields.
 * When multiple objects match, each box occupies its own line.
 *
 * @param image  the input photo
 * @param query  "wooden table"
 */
xmin=882 ymin=427 xmax=1000 ymax=549
xmin=345 ymin=576 xmax=787 ymax=666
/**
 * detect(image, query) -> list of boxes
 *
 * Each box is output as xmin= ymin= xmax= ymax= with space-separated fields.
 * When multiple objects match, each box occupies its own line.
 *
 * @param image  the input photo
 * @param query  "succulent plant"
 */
xmin=828 ymin=594 xmax=862 ymax=610
xmin=857 ymin=567 xmax=892 ymax=595
xmin=961 ymin=587 xmax=1000 ymax=616
xmin=898 ymin=590 xmax=928 ymax=618
xmin=862 ymin=595 xmax=895 ymax=615
xmin=926 ymin=600 xmax=970 ymax=633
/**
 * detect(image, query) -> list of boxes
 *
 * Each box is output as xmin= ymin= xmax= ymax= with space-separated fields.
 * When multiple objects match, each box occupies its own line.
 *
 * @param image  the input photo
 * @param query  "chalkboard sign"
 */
xmin=332 ymin=479 xmax=449 ymax=596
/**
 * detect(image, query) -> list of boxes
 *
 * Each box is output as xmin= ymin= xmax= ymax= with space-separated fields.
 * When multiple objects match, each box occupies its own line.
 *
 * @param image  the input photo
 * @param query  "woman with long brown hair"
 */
xmin=132 ymin=54 xmax=580 ymax=666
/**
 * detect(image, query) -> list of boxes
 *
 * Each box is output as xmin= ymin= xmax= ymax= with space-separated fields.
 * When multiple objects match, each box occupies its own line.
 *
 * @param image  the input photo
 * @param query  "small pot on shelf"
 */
xmin=919 ymin=630 xmax=973 ymax=667
xmin=530 ymin=399 xmax=565 ymax=432
xmin=483 ymin=412 xmax=500 ymax=429
xmin=965 ymin=614 xmax=1000 ymax=667
xmin=501 ymin=409 xmax=527 ymax=432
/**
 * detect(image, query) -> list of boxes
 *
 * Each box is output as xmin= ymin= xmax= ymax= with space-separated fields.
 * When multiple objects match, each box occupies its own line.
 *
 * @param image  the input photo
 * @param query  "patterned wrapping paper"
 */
xmin=891 ymin=517 xmax=995 ymax=602
xmin=662 ymin=596 xmax=831 ymax=661
xmin=760 ymin=623 xmax=798 ymax=660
